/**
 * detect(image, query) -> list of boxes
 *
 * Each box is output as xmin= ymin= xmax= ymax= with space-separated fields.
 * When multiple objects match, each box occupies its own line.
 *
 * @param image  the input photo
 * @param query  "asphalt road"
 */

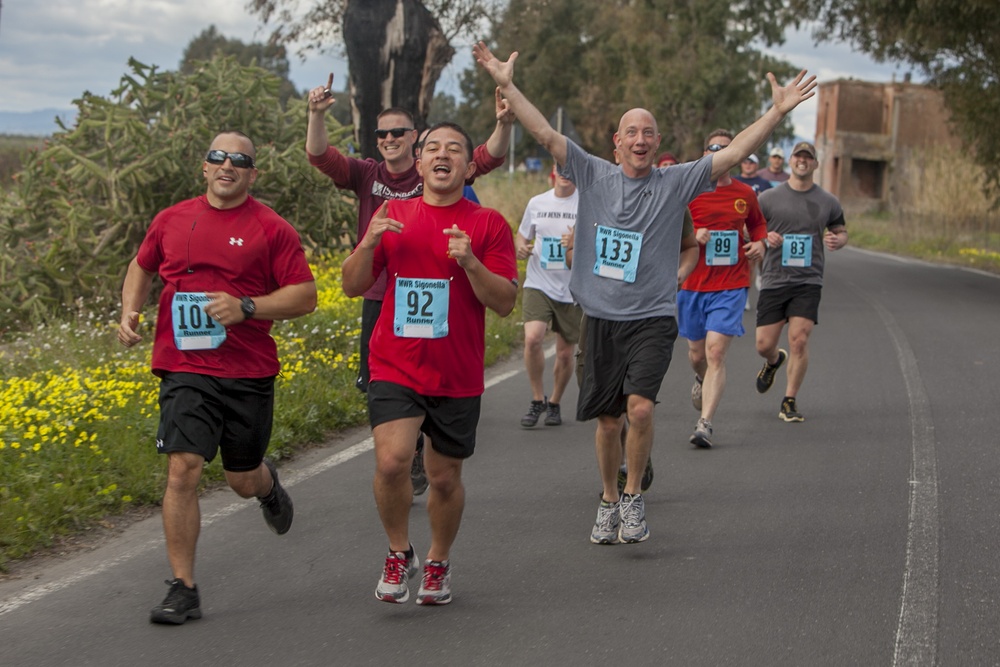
xmin=1 ymin=247 xmax=998 ymax=666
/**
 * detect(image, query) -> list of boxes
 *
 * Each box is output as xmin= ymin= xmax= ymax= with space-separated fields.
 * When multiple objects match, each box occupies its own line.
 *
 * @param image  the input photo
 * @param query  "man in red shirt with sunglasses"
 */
xmin=119 ymin=131 xmax=317 ymax=625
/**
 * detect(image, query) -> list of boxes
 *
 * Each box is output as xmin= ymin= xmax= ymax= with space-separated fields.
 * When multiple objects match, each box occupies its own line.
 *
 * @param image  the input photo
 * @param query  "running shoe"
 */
xmin=416 ymin=560 xmax=452 ymax=605
xmin=260 ymin=459 xmax=293 ymax=535
xmin=150 ymin=578 xmax=201 ymax=625
xmin=690 ymin=417 xmax=713 ymax=448
xmin=755 ymin=349 xmax=787 ymax=394
xmin=375 ymin=548 xmax=419 ymax=603
xmin=641 ymin=457 xmax=654 ymax=493
xmin=411 ymin=433 xmax=428 ymax=497
xmin=779 ymin=397 xmax=805 ymax=423
xmin=619 ymin=493 xmax=649 ymax=543
xmin=544 ymin=402 xmax=562 ymax=426
xmin=590 ymin=499 xmax=621 ymax=544
xmin=691 ymin=375 xmax=703 ymax=411
xmin=520 ymin=398 xmax=547 ymax=428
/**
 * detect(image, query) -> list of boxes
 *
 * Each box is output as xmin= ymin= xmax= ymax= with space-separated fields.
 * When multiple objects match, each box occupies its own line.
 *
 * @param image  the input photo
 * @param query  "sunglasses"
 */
xmin=205 ymin=150 xmax=255 ymax=169
xmin=375 ymin=127 xmax=413 ymax=139
xmin=705 ymin=143 xmax=728 ymax=152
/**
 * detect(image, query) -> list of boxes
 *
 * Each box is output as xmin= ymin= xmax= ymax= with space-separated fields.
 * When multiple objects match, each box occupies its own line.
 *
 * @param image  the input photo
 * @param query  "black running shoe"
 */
xmin=641 ymin=457 xmax=654 ymax=492
xmin=779 ymin=397 xmax=804 ymax=422
xmin=544 ymin=402 xmax=562 ymax=426
xmin=520 ymin=398 xmax=547 ymax=428
xmin=150 ymin=578 xmax=201 ymax=625
xmin=756 ymin=349 xmax=788 ymax=394
xmin=260 ymin=459 xmax=293 ymax=535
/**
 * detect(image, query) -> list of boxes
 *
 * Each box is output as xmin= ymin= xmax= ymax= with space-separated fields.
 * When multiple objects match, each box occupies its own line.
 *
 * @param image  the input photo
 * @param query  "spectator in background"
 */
xmin=657 ymin=152 xmax=679 ymax=168
xmin=760 ymin=147 xmax=790 ymax=185
xmin=734 ymin=154 xmax=773 ymax=195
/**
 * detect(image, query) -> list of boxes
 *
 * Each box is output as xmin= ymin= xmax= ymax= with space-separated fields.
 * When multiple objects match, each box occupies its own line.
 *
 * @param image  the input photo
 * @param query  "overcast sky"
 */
xmin=0 ymin=1 xmax=917 ymax=139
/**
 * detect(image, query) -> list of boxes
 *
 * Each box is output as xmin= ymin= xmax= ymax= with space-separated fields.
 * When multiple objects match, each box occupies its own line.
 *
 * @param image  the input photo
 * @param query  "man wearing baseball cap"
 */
xmin=760 ymin=146 xmax=790 ymax=185
xmin=753 ymin=141 xmax=848 ymax=422
xmin=734 ymin=153 xmax=773 ymax=195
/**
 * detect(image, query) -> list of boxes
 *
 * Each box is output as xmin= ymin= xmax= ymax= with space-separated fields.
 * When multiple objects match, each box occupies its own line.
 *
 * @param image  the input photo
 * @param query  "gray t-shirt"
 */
xmin=561 ymin=140 xmax=713 ymax=320
xmin=757 ymin=182 xmax=846 ymax=289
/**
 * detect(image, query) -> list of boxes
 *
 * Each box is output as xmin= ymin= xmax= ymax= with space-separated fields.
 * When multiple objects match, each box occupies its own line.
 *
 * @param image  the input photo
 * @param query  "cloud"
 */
xmin=0 ymin=0 xmax=346 ymax=114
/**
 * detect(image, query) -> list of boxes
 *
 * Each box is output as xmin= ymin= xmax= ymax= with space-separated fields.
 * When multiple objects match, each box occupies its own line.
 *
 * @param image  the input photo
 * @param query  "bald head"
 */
xmin=618 ymin=108 xmax=658 ymax=136
xmin=614 ymin=108 xmax=661 ymax=177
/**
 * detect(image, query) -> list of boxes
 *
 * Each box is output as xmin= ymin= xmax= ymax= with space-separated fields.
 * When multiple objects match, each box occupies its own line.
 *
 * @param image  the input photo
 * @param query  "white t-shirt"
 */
xmin=517 ymin=188 xmax=579 ymax=303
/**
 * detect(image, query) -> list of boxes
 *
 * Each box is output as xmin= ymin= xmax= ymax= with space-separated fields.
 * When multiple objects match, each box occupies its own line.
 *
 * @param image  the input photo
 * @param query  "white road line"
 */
xmin=0 ymin=346 xmax=539 ymax=617
xmin=857 ymin=290 xmax=939 ymax=666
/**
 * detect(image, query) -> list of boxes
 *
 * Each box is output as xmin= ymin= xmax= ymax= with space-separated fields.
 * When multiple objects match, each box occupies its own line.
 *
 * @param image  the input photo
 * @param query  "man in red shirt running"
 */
xmin=679 ymin=129 xmax=779 ymax=448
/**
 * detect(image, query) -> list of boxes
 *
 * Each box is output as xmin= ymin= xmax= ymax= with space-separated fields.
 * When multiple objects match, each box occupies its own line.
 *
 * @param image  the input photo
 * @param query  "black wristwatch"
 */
xmin=240 ymin=296 xmax=256 ymax=320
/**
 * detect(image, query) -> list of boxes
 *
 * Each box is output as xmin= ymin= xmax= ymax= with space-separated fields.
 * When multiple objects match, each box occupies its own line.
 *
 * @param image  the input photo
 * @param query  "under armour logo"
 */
xmin=229 ymin=237 xmax=244 ymax=246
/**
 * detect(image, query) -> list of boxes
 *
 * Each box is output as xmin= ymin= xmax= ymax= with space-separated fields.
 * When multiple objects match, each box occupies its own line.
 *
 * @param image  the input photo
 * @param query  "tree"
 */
xmin=181 ymin=25 xmax=299 ymax=105
xmin=458 ymin=0 xmax=799 ymax=162
xmin=247 ymin=0 xmax=505 ymax=158
xmin=797 ymin=0 xmax=1000 ymax=203
xmin=0 ymin=56 xmax=356 ymax=330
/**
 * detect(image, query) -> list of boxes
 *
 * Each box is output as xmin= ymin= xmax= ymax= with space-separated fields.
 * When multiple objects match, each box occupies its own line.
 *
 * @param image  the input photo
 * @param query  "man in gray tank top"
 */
xmin=475 ymin=41 xmax=817 ymax=545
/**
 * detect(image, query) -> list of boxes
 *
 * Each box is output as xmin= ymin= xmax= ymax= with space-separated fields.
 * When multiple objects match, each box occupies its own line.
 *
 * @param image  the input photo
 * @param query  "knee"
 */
xmin=627 ymin=400 xmax=655 ymax=425
xmin=374 ymin=448 xmax=411 ymax=482
xmin=166 ymin=454 xmax=203 ymax=493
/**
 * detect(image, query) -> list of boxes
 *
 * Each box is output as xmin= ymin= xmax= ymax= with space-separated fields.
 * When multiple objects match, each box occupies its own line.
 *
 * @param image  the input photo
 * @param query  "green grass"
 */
xmin=848 ymin=211 xmax=1000 ymax=274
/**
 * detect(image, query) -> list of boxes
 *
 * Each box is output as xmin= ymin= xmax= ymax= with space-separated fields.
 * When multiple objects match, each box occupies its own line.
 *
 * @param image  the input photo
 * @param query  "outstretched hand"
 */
xmin=361 ymin=203 xmax=403 ymax=250
xmin=768 ymin=69 xmax=818 ymax=115
xmin=474 ymin=41 xmax=517 ymax=89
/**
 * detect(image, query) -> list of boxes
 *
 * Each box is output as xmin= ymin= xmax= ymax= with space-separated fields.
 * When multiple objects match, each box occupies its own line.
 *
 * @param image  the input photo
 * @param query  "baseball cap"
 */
xmin=769 ymin=147 xmax=784 ymax=158
xmin=743 ymin=154 xmax=759 ymax=164
xmin=791 ymin=141 xmax=817 ymax=159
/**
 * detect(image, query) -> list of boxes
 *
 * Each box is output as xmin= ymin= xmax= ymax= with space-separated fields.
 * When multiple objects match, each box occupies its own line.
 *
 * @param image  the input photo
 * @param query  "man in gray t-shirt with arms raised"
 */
xmin=475 ymin=41 xmax=817 ymax=545
xmin=753 ymin=141 xmax=848 ymax=422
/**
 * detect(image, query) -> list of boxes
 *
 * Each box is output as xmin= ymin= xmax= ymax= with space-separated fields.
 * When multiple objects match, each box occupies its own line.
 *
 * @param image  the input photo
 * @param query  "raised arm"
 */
xmin=473 ymin=42 xmax=568 ymax=166
xmin=485 ymin=87 xmax=516 ymax=159
xmin=710 ymin=70 xmax=817 ymax=181
xmin=306 ymin=73 xmax=337 ymax=157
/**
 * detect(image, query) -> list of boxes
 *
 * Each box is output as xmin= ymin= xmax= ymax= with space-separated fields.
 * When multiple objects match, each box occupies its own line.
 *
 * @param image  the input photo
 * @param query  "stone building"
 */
xmin=814 ymin=79 xmax=961 ymax=212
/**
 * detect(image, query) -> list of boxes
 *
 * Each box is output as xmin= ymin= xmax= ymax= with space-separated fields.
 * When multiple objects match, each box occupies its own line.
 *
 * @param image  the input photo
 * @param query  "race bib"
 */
xmin=171 ymin=292 xmax=226 ymax=350
xmin=782 ymin=234 xmax=813 ymax=267
xmin=393 ymin=277 xmax=449 ymax=339
xmin=539 ymin=236 xmax=566 ymax=270
xmin=706 ymin=230 xmax=739 ymax=266
xmin=593 ymin=225 xmax=643 ymax=283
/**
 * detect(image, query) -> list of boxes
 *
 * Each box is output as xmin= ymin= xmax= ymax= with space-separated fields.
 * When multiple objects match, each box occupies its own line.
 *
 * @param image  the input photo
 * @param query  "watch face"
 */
xmin=241 ymin=297 xmax=256 ymax=317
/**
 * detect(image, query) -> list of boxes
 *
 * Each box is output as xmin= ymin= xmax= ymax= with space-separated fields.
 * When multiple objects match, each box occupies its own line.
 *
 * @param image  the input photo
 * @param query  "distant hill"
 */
xmin=0 ymin=109 xmax=77 ymax=136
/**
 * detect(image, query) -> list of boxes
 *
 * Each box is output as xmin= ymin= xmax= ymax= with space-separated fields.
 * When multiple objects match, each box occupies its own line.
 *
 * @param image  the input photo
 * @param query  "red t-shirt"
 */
xmin=308 ymin=145 xmax=505 ymax=301
xmin=365 ymin=197 xmax=517 ymax=397
xmin=136 ymin=195 xmax=314 ymax=378
xmin=682 ymin=180 xmax=767 ymax=292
